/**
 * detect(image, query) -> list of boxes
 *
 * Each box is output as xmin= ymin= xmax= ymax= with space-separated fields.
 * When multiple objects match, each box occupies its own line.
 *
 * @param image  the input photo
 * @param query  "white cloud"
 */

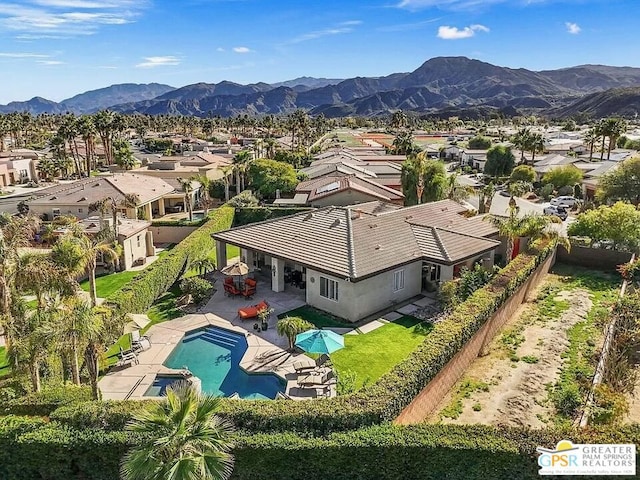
xmin=0 ymin=52 xmax=49 ymax=58
xmin=135 ymin=56 xmax=180 ymax=68
xmin=216 ymin=47 xmax=225 ymax=52
xmin=0 ymin=1 xmax=146 ymax=37
xmin=287 ymin=20 xmax=362 ymax=44
xmin=398 ymin=0 xmax=502 ymax=9
xmin=232 ymin=46 xmax=251 ymax=53
xmin=37 ymin=59 xmax=64 ymax=65
xmin=437 ymin=24 xmax=489 ymax=39
xmin=565 ymin=21 xmax=581 ymax=34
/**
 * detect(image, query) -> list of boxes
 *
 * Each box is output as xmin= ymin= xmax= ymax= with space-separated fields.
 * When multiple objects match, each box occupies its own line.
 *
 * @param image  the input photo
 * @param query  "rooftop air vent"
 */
xmin=78 ymin=197 xmax=87 ymax=202
xmin=303 ymin=213 xmax=313 ymax=221
xmin=50 ymin=196 xmax=57 ymax=200
xmin=331 ymin=218 xmax=341 ymax=227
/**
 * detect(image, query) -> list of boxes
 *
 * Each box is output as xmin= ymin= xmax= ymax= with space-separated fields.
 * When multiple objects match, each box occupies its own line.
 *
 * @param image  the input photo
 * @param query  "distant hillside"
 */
xmin=61 ymin=83 xmax=175 ymax=113
xmin=549 ymin=87 xmax=640 ymax=119
xmin=3 ymin=57 xmax=640 ymax=118
xmin=0 ymin=83 xmax=175 ymax=114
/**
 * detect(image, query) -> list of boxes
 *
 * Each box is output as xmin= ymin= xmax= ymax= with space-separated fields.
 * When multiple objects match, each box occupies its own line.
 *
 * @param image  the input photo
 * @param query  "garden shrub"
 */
xmin=50 ymin=400 xmax=151 ymax=430
xmin=552 ymin=383 xmax=582 ymax=417
xmin=2 ymin=384 xmax=92 ymax=416
xmin=179 ymin=277 xmax=213 ymax=303
xmin=107 ymin=205 xmax=234 ymax=314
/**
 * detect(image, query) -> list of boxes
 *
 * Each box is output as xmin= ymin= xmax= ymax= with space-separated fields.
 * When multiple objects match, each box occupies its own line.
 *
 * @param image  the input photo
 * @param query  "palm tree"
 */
xmin=121 ymin=381 xmax=234 ymax=480
xmin=0 ymin=214 xmax=40 ymax=344
xmin=525 ymin=133 xmax=545 ymax=165
xmin=56 ymin=299 xmax=100 ymax=386
xmin=193 ymin=174 xmax=212 ymax=215
xmin=605 ymin=118 xmax=627 ymax=161
xmin=178 ymin=178 xmax=195 ymax=222
xmin=401 ymin=151 xmax=446 ymax=205
xmin=583 ymin=128 xmax=598 ymax=162
xmin=51 ymin=232 xmax=118 ymax=307
xmin=445 ymin=173 xmax=474 ymax=202
xmin=89 ymin=194 xmax=140 ymax=238
xmin=84 ymin=306 xmax=125 ymax=399
xmin=191 ymin=258 xmax=215 ymax=276
xmin=276 ymin=316 xmax=313 ymax=351
xmin=511 ymin=127 xmax=530 ymax=162
xmin=220 ymin=166 xmax=232 ymax=202
xmin=232 ymin=151 xmax=251 ymax=195
xmin=15 ymin=253 xmax=73 ymax=309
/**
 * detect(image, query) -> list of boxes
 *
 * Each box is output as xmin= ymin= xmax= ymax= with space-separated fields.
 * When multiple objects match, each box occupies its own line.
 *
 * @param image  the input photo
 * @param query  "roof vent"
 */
xmin=78 ymin=197 xmax=87 ymax=202
xmin=303 ymin=213 xmax=313 ymax=221
xmin=375 ymin=244 xmax=381 ymax=250
xmin=331 ymin=218 xmax=341 ymax=228
xmin=369 ymin=224 xmax=378 ymax=229
xmin=50 ymin=196 xmax=57 ymax=200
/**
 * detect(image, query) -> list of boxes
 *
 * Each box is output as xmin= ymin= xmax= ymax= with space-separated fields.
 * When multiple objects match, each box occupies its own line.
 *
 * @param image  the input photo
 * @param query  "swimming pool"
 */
xmin=146 ymin=327 xmax=285 ymax=400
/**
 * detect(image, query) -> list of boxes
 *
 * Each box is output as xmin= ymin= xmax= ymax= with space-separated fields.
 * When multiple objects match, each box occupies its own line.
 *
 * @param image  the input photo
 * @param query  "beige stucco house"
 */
xmin=213 ymin=200 xmax=500 ymax=322
xmin=27 ymin=173 xmax=175 ymax=221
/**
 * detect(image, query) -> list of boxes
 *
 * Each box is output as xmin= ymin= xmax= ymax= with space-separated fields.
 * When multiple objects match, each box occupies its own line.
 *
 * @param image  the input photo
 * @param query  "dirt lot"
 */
xmin=431 ymin=266 xmax=618 ymax=428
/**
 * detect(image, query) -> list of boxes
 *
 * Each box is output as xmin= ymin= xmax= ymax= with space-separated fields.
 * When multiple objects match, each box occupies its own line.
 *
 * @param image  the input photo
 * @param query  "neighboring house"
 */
xmin=213 ymin=200 xmax=499 ymax=322
xmin=300 ymin=159 xmax=402 ymax=191
xmin=532 ymin=154 xmax=582 ymax=180
xmin=54 ymin=216 xmax=156 ymax=271
xmin=27 ymin=173 xmax=175 ymax=221
xmin=581 ymin=161 xmax=620 ymax=199
xmin=461 ymin=149 xmax=489 ymax=171
xmin=276 ymin=174 xmax=405 ymax=207
xmin=0 ymin=149 xmax=40 ymax=185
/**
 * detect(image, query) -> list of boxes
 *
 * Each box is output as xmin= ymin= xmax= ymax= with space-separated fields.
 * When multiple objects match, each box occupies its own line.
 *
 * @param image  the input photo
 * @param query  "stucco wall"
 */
xmin=149 ymin=225 xmax=198 ymax=244
xmin=305 ymin=261 xmax=422 ymax=322
xmin=29 ymin=203 xmax=90 ymax=220
xmin=310 ymin=190 xmax=391 ymax=208
xmin=395 ymin=250 xmax=556 ymax=424
xmin=122 ymin=232 xmax=149 ymax=270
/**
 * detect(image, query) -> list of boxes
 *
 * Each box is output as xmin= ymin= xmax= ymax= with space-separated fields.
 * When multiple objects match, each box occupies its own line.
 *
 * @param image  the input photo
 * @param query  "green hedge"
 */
xmin=1 ymin=417 xmax=637 ymax=480
xmin=233 ymin=207 xmax=312 ymax=227
xmin=107 ymin=205 xmax=234 ymax=314
xmin=150 ymin=217 xmax=208 ymax=227
xmin=1 ymin=385 xmax=92 ymax=417
xmin=54 ymin=243 xmax=555 ymax=434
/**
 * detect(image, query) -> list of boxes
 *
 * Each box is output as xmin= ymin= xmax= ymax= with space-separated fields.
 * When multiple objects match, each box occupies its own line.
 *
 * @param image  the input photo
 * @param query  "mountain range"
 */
xmin=2 ymin=57 xmax=640 ymax=119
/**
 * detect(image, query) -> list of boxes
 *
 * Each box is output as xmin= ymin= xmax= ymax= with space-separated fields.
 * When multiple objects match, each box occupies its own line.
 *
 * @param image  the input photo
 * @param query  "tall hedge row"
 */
xmin=106 ymin=205 xmax=235 ymax=314
xmin=1 ymin=417 xmax=637 ymax=480
xmin=52 ymin=243 xmax=555 ymax=434
xmin=233 ymin=207 xmax=312 ymax=227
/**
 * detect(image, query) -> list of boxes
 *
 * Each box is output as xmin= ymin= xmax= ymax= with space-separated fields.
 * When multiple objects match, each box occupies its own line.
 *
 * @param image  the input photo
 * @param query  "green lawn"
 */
xmin=184 ymin=244 xmax=239 ymax=278
xmin=143 ymin=285 xmax=184 ymax=334
xmin=102 ymin=333 xmax=133 ymax=368
xmin=79 ymin=270 xmax=139 ymax=298
xmin=0 ymin=347 xmax=10 ymax=376
xmin=331 ymin=316 xmax=432 ymax=390
xmin=278 ymin=305 xmax=351 ymax=329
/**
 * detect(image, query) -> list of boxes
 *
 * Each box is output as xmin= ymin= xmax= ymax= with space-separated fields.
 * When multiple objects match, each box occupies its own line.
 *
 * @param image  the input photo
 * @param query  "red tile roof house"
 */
xmin=213 ymin=200 xmax=500 ymax=322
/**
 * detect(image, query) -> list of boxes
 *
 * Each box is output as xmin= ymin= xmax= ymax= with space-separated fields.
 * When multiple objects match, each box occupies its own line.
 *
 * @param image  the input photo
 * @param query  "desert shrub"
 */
xmin=552 ymin=383 xmax=582 ymax=417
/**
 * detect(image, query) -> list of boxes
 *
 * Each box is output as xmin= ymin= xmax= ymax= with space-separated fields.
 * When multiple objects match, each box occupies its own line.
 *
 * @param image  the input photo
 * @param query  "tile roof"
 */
xmin=213 ymin=200 xmax=499 ymax=280
xmin=28 ymin=173 xmax=175 ymax=207
xmin=297 ymin=175 xmax=404 ymax=203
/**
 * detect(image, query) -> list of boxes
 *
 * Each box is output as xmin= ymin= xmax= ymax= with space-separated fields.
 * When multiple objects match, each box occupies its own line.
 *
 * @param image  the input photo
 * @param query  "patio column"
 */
xmin=158 ymin=199 xmax=166 ymax=216
xmin=216 ymin=240 xmax=228 ymax=269
xmin=144 ymin=203 xmax=152 ymax=220
xmin=242 ymin=249 xmax=256 ymax=272
xmin=271 ymin=257 xmax=285 ymax=293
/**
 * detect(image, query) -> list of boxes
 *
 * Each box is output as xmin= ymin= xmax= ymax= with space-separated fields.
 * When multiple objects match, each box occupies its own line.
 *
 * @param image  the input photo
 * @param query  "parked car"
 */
xmin=543 ymin=205 xmax=568 ymax=221
xmin=550 ymin=196 xmax=577 ymax=208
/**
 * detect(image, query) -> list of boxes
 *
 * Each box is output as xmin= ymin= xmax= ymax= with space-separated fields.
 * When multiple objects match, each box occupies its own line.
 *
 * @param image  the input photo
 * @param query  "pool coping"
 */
xmin=98 ymin=313 xmax=315 ymax=400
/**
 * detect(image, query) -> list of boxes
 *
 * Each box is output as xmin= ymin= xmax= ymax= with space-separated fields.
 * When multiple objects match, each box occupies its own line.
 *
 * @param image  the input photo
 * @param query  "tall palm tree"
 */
xmin=605 ymin=118 xmax=627 ymax=161
xmin=445 ymin=173 xmax=474 ymax=202
xmin=511 ymin=127 xmax=530 ymax=162
xmin=15 ymin=252 xmax=73 ymax=309
xmin=84 ymin=306 xmax=125 ymax=399
xmin=220 ymin=166 xmax=232 ymax=202
xmin=121 ymin=381 xmax=234 ymax=480
xmin=191 ymin=258 xmax=215 ymax=276
xmin=193 ymin=174 xmax=212 ymax=215
xmin=51 ymin=232 xmax=118 ymax=307
xmin=231 ymin=151 xmax=251 ymax=195
xmin=89 ymin=194 xmax=140 ymax=238
xmin=583 ymin=128 xmax=598 ymax=162
xmin=178 ymin=178 xmax=195 ymax=222
xmin=0 ymin=214 xmax=40 ymax=344
xmin=525 ymin=133 xmax=545 ymax=165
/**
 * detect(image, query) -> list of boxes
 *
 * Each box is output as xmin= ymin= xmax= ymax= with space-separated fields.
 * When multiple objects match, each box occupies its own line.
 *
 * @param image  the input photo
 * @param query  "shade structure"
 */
xmin=295 ymin=329 xmax=344 ymax=355
xmin=220 ymin=261 xmax=249 ymax=277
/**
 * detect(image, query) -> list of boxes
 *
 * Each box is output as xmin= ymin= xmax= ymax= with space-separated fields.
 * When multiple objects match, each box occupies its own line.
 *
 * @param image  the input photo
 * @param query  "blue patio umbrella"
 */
xmin=295 ymin=329 xmax=344 ymax=355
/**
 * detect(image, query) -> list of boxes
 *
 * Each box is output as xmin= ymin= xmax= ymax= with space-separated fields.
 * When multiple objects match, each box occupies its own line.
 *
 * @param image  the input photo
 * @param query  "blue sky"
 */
xmin=0 ymin=0 xmax=636 ymax=103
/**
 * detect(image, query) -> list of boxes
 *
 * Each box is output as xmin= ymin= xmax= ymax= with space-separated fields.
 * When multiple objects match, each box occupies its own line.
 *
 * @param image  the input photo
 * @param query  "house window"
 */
xmin=320 ymin=277 xmax=338 ymax=301
xmin=78 ymin=208 xmax=83 ymax=213
xmin=137 ymin=235 xmax=141 ymax=248
xmin=430 ymin=265 xmax=441 ymax=282
xmin=393 ymin=269 xmax=405 ymax=292
xmin=52 ymin=208 xmax=60 ymax=218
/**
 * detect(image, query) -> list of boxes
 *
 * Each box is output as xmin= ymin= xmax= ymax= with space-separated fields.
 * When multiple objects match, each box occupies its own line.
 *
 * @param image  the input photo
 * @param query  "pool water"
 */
xmin=151 ymin=327 xmax=285 ymax=400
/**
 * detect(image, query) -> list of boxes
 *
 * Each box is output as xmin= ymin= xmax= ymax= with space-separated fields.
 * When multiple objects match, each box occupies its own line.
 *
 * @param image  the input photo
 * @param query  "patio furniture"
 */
xmin=295 ymin=330 xmax=344 ymax=355
xmin=238 ymin=300 xmax=269 ymax=320
xmin=116 ymin=346 xmax=138 ymax=367
xmin=228 ymin=392 xmax=240 ymax=399
xmin=241 ymin=278 xmax=257 ymax=298
xmin=223 ymin=277 xmax=241 ymax=297
xmin=131 ymin=330 xmax=151 ymax=352
xmin=293 ymin=353 xmax=330 ymax=374
xmin=297 ymin=369 xmax=336 ymax=389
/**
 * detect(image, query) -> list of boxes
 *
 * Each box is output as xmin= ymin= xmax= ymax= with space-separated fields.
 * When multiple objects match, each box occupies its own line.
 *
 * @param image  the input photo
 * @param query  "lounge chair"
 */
xmin=297 ymin=369 xmax=336 ymax=388
xmin=116 ymin=346 xmax=138 ymax=367
xmin=275 ymin=391 xmax=294 ymax=400
xmin=293 ymin=353 xmax=330 ymax=374
xmin=228 ymin=392 xmax=241 ymax=399
xmin=131 ymin=330 xmax=151 ymax=352
xmin=238 ymin=300 xmax=269 ymax=320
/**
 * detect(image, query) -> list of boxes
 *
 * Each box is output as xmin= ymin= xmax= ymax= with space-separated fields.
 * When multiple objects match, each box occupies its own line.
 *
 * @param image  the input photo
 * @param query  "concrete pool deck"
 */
xmin=99 ymin=312 xmax=316 ymax=401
